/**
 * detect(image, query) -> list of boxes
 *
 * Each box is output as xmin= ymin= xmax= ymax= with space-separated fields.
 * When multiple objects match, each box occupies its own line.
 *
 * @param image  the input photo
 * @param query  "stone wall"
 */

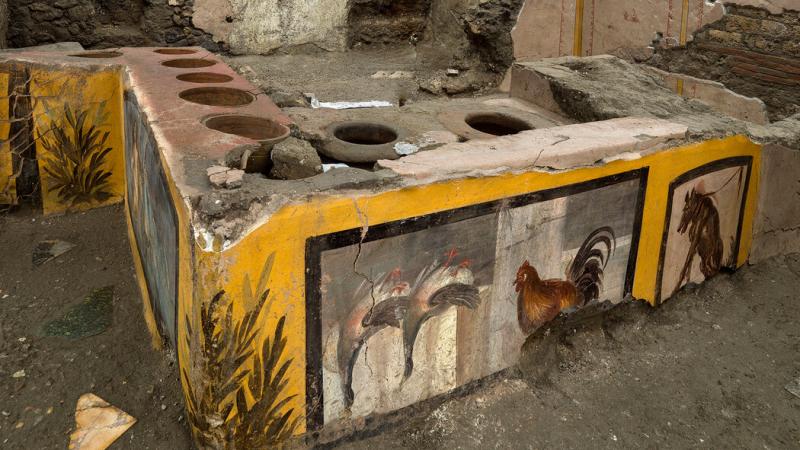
xmin=8 ymin=0 xmax=221 ymax=50
xmin=6 ymin=0 xmax=519 ymax=64
xmin=192 ymin=0 xmax=350 ymax=54
xmin=418 ymin=0 xmax=524 ymax=73
xmin=347 ymin=0 xmax=431 ymax=46
xmin=192 ymin=0 xmax=434 ymax=55
xmin=648 ymin=5 xmax=800 ymax=121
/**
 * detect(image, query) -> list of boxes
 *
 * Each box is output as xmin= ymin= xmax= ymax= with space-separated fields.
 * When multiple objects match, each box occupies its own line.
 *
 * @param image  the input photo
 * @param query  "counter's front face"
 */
xmin=307 ymin=168 xmax=647 ymax=427
xmin=187 ymin=135 xmax=759 ymax=441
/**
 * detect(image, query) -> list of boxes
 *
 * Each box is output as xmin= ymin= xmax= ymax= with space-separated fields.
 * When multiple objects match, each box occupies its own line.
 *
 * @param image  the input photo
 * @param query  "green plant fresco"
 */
xmin=183 ymin=253 xmax=300 ymax=448
xmin=39 ymin=103 xmax=113 ymax=207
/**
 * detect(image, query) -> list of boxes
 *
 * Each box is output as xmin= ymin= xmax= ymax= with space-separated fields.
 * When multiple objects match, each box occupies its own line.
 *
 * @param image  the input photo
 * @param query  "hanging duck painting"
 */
xmin=313 ymin=213 xmax=496 ymax=424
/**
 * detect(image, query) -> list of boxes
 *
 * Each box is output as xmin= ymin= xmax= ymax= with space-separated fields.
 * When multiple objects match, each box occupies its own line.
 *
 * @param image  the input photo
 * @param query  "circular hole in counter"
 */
xmin=464 ymin=113 xmax=532 ymax=136
xmin=333 ymin=122 xmax=398 ymax=146
xmin=179 ymin=87 xmax=254 ymax=107
xmin=154 ymin=48 xmax=197 ymax=55
xmin=162 ymin=58 xmax=217 ymax=69
xmin=69 ymin=51 xmax=123 ymax=58
xmin=323 ymin=121 xmax=403 ymax=164
xmin=204 ymin=114 xmax=290 ymax=141
xmin=176 ymin=72 xmax=234 ymax=84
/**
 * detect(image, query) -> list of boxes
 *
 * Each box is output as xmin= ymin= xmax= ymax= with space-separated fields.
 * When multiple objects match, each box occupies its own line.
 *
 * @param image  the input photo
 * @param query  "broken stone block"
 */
xmin=207 ymin=166 xmax=246 ymax=189
xmin=68 ymin=393 xmax=136 ymax=450
xmin=206 ymin=165 xmax=228 ymax=177
xmin=261 ymin=87 xmax=310 ymax=108
xmin=270 ymin=137 xmax=323 ymax=180
xmin=208 ymin=171 xmax=228 ymax=188
xmin=225 ymin=169 xmax=244 ymax=188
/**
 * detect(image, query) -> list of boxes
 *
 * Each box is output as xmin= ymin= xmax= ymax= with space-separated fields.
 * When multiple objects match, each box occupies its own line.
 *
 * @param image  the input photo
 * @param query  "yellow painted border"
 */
xmin=573 ymin=0 xmax=585 ymax=56
xmin=5 ymin=56 xmax=762 ymax=443
xmin=119 ymin=89 xmax=195 ymax=387
xmin=29 ymin=67 xmax=126 ymax=215
xmin=676 ymin=0 xmax=690 ymax=95
xmin=198 ymin=134 xmax=759 ymax=434
xmin=0 ymin=72 xmax=15 ymax=205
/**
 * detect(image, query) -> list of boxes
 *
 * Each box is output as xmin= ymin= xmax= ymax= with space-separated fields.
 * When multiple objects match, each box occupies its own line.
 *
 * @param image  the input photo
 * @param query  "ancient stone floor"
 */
xmin=1 ymin=206 xmax=798 ymax=449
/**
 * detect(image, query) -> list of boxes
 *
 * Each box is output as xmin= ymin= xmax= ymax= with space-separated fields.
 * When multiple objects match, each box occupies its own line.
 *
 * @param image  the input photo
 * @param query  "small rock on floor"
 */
xmin=786 ymin=377 xmax=800 ymax=399
xmin=32 ymin=240 xmax=75 ymax=267
xmin=68 ymin=393 xmax=136 ymax=450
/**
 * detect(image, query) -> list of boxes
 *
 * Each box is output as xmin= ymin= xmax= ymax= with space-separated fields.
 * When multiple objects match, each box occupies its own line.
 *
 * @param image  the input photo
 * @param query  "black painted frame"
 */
xmin=304 ymin=168 xmax=650 ymax=431
xmin=654 ymin=156 xmax=753 ymax=304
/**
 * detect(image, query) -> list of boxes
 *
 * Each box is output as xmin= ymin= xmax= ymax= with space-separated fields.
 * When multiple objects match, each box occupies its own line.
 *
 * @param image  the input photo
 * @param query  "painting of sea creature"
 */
xmin=658 ymin=158 xmax=751 ymax=302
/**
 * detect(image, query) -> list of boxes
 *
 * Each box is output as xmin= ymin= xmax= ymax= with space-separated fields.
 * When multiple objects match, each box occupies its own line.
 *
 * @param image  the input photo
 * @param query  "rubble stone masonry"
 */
xmin=650 ymin=4 xmax=800 ymax=121
xmin=8 ymin=0 xmax=221 ymax=50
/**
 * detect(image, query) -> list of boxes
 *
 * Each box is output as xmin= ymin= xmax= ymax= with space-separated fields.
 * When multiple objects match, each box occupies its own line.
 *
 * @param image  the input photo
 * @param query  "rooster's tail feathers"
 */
xmin=567 ymin=227 xmax=616 ymax=304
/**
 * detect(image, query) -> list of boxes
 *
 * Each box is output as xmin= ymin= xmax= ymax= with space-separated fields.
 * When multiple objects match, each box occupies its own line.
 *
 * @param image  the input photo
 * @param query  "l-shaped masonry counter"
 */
xmin=0 ymin=48 xmax=764 ymax=446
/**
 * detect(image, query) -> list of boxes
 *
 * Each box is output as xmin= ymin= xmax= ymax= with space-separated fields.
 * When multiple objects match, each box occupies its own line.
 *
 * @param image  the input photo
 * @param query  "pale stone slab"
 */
xmin=68 ymin=394 xmax=136 ymax=450
xmin=726 ymin=0 xmax=797 ymax=14
xmin=644 ymin=66 xmax=769 ymax=125
xmin=378 ymin=117 xmax=687 ymax=180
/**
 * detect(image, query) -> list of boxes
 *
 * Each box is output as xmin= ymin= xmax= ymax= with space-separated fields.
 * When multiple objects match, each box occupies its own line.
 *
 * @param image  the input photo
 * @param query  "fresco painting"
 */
xmin=318 ymin=214 xmax=496 ymax=424
xmin=1 ymin=64 xmax=35 ymax=206
xmin=0 ymin=71 xmax=13 ymax=205
xmin=488 ymin=175 xmax=642 ymax=377
xmin=0 ymin=138 xmax=13 ymax=205
xmin=124 ymin=93 xmax=179 ymax=345
xmin=658 ymin=158 xmax=751 ymax=302
xmin=309 ymin=171 xmax=645 ymax=427
xmin=30 ymin=68 xmax=125 ymax=215
xmin=38 ymin=103 xmax=115 ymax=207
xmin=182 ymin=254 xmax=301 ymax=448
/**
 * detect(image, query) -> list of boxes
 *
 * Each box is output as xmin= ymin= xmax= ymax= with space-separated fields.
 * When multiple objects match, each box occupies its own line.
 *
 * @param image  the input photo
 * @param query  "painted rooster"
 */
xmin=401 ymin=249 xmax=481 ymax=381
xmin=514 ymin=227 xmax=616 ymax=334
xmin=337 ymin=269 xmax=410 ymax=409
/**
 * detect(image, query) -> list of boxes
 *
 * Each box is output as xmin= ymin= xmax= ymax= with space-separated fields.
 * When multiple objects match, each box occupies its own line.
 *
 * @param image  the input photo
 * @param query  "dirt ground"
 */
xmin=0 ymin=205 xmax=191 ymax=449
xmin=225 ymin=46 xmax=428 ymax=106
xmin=1 ymin=206 xmax=798 ymax=449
